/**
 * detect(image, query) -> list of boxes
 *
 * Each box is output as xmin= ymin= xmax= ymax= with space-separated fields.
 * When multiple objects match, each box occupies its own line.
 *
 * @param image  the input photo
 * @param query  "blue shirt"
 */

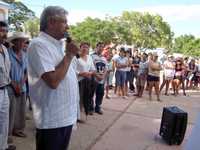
xmin=9 ymin=48 xmax=27 ymax=93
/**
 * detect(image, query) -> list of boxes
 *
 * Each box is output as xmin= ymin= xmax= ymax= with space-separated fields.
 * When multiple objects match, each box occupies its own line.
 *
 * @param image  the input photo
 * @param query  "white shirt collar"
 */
xmin=40 ymin=32 xmax=64 ymax=47
xmin=39 ymin=32 xmax=66 ymax=54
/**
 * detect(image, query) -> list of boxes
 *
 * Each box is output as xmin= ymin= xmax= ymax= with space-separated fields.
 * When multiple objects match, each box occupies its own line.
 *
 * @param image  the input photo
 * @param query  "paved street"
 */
xmin=13 ymin=89 xmax=200 ymax=150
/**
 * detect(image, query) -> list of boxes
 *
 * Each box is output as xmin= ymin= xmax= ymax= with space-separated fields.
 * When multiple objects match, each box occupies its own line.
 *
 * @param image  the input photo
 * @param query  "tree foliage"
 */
xmin=70 ymin=11 xmax=173 ymax=49
xmin=2 ymin=0 xmax=36 ymax=31
xmin=173 ymin=35 xmax=200 ymax=57
xmin=24 ymin=18 xmax=40 ymax=38
xmin=112 ymin=11 xmax=173 ymax=49
xmin=70 ymin=17 xmax=119 ymax=48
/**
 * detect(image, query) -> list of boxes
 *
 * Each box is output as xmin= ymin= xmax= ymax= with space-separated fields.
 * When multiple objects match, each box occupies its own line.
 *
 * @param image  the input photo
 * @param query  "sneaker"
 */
xmin=6 ymin=145 xmax=16 ymax=150
xmin=95 ymin=110 xmax=103 ymax=115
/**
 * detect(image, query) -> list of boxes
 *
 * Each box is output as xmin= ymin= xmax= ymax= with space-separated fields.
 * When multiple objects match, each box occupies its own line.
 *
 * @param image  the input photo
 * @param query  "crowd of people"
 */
xmin=1 ymin=5 xmax=200 ymax=150
xmin=104 ymin=47 xmax=200 ymax=100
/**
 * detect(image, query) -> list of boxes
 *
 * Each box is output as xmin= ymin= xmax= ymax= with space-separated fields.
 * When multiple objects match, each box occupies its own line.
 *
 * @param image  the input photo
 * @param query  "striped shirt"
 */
xmin=0 ymin=44 xmax=10 ymax=88
xmin=28 ymin=32 xmax=78 ymax=129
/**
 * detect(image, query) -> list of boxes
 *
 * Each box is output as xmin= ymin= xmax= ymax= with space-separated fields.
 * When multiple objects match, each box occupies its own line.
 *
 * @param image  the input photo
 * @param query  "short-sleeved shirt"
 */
xmin=76 ymin=55 xmax=96 ymax=81
xmin=91 ymin=52 xmax=107 ymax=84
xmin=0 ymin=45 xmax=10 ymax=88
xmin=28 ymin=32 xmax=78 ymax=129
xmin=8 ymin=49 xmax=27 ymax=93
xmin=138 ymin=61 xmax=148 ymax=76
xmin=112 ymin=54 xmax=119 ymax=62
xmin=116 ymin=56 xmax=128 ymax=72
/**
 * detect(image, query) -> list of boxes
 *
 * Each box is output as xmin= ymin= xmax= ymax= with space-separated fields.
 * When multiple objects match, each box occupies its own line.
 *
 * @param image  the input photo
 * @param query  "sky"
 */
xmin=20 ymin=0 xmax=200 ymax=38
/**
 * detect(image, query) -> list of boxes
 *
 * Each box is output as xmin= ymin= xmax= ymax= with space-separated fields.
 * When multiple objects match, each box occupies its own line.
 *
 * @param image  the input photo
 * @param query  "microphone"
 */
xmin=64 ymin=32 xmax=72 ymax=43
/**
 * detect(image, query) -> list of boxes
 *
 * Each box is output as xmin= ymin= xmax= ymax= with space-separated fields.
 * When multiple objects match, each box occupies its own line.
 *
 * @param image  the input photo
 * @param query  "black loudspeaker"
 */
xmin=159 ymin=106 xmax=188 ymax=145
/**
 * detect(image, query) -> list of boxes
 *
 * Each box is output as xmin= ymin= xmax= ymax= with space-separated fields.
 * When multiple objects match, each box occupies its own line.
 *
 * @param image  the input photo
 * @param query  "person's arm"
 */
xmin=41 ymin=53 xmax=74 ymax=89
xmin=116 ymin=62 xmax=127 ymax=69
xmin=78 ymin=72 xmax=93 ymax=78
xmin=41 ymin=42 xmax=79 ymax=89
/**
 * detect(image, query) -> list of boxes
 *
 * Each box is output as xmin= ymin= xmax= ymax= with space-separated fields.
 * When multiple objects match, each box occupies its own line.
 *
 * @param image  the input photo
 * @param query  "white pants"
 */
xmin=185 ymin=112 xmax=200 ymax=150
xmin=0 ymin=89 xmax=9 ymax=150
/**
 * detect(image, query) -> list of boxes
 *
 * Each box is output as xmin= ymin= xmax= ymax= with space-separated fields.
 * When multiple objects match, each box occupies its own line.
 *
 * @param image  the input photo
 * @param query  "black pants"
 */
xmin=129 ymin=69 xmax=135 ymax=90
xmin=79 ymin=77 xmax=97 ymax=114
xmin=36 ymin=125 xmax=73 ymax=150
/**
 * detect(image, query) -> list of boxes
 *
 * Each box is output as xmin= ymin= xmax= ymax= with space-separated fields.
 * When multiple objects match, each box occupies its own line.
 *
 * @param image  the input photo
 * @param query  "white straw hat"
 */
xmin=7 ymin=32 xmax=29 ymax=42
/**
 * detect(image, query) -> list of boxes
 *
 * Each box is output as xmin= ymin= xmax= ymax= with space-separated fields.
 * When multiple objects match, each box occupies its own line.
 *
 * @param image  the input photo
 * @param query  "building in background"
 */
xmin=0 ymin=1 xmax=10 ymax=22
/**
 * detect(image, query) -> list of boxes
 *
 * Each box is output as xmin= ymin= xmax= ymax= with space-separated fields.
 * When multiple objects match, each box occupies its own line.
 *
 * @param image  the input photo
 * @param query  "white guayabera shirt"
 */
xmin=28 ymin=32 xmax=78 ymax=129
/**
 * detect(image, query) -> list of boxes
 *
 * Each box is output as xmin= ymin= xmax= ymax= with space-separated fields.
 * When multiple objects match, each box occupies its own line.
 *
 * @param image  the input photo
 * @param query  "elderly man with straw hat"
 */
xmin=6 ymin=32 xmax=29 ymax=142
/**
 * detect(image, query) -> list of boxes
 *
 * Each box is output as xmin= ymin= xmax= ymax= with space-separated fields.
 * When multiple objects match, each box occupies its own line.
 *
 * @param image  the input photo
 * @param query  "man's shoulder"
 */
xmin=30 ymin=35 xmax=46 ymax=45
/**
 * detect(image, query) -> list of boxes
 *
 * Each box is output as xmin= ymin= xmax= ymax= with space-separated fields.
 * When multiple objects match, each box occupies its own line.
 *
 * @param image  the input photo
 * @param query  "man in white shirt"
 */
xmin=28 ymin=6 xmax=79 ymax=150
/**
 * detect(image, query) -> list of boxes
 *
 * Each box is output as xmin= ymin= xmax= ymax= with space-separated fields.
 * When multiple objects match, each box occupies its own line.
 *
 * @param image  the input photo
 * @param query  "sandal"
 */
xmin=13 ymin=131 xmax=27 ymax=138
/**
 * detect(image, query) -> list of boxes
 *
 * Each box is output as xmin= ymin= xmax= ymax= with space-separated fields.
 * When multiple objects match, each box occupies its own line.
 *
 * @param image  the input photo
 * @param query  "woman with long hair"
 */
xmin=160 ymin=55 xmax=175 ymax=95
xmin=172 ymin=58 xmax=186 ymax=96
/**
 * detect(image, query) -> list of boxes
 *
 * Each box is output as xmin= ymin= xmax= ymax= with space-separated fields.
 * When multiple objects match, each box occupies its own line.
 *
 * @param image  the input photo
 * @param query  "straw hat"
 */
xmin=7 ymin=32 xmax=29 ymax=43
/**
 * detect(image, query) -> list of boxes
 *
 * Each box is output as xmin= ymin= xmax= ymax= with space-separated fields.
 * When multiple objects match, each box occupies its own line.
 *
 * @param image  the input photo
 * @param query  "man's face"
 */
xmin=12 ymin=38 xmax=27 ymax=51
xmin=0 ymin=26 xmax=8 ymax=44
xmin=96 ymin=44 xmax=104 ymax=54
xmin=49 ymin=15 xmax=69 ymax=40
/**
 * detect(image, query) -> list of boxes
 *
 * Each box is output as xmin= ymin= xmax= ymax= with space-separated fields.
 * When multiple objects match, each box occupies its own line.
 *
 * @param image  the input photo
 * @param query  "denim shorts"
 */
xmin=115 ymin=70 xmax=127 ymax=86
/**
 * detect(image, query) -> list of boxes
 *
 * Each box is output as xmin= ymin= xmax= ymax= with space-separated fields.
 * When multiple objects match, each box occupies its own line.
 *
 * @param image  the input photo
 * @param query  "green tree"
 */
xmin=24 ymin=18 xmax=40 ymax=38
xmin=119 ymin=11 xmax=173 ymax=49
xmin=173 ymin=35 xmax=200 ymax=57
xmin=70 ymin=11 xmax=173 ymax=50
xmin=2 ymin=0 xmax=36 ymax=31
xmin=70 ymin=17 xmax=118 ymax=47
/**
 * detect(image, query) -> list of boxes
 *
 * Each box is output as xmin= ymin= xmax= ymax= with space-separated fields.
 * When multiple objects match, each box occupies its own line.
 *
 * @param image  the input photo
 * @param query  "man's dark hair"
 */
xmin=40 ymin=6 xmax=68 ymax=32
xmin=80 ymin=42 xmax=90 ymax=48
xmin=0 ymin=21 xmax=8 ymax=27
xmin=96 ymin=42 xmax=104 ymax=47
xmin=120 ymin=47 xmax=125 ymax=52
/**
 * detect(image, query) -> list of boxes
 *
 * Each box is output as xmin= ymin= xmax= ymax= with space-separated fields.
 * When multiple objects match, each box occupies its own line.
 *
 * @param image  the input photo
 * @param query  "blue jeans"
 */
xmin=95 ymin=83 xmax=104 ymax=112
